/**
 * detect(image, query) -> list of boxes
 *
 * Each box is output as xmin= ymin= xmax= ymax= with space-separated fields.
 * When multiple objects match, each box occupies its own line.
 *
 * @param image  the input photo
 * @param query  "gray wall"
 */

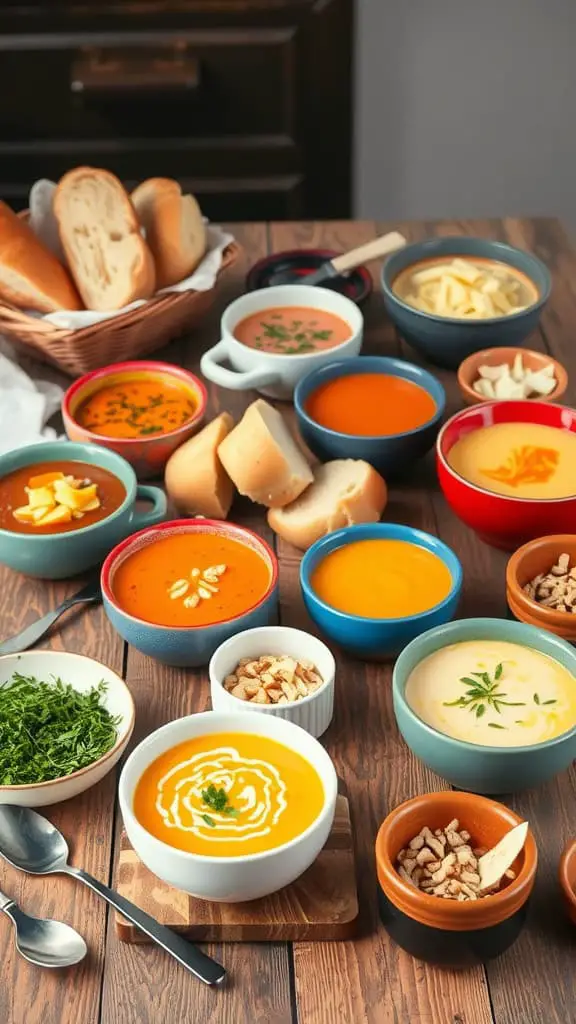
xmin=354 ymin=0 xmax=576 ymax=231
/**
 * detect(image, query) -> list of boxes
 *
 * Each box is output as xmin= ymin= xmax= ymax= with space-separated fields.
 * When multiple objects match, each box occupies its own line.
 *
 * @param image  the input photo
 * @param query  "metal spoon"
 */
xmin=0 ymin=887 xmax=87 ymax=967
xmin=0 ymin=575 xmax=101 ymax=656
xmin=0 ymin=805 xmax=226 ymax=986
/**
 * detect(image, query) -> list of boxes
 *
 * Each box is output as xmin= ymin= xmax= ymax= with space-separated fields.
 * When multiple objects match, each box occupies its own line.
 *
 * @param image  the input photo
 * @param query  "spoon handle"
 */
xmin=66 ymin=866 xmax=225 ymax=986
xmin=0 ymin=578 xmax=101 ymax=655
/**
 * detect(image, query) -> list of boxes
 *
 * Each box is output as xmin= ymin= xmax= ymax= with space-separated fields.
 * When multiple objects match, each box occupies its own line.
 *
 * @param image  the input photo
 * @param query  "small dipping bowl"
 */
xmin=506 ymin=534 xmax=576 ymax=641
xmin=200 ymin=284 xmax=363 ymax=400
xmin=294 ymin=356 xmax=446 ymax=476
xmin=246 ymin=248 xmax=372 ymax=305
xmin=63 ymin=361 xmax=207 ymax=479
xmin=457 ymin=347 xmax=567 ymax=406
xmin=300 ymin=523 xmax=462 ymax=660
xmin=559 ymin=839 xmax=576 ymax=926
xmin=437 ymin=400 xmax=576 ymax=550
xmin=376 ymin=791 xmax=537 ymax=967
xmin=381 ymin=237 xmax=551 ymax=370
xmin=393 ymin=617 xmax=576 ymax=793
xmin=101 ymin=519 xmax=279 ymax=668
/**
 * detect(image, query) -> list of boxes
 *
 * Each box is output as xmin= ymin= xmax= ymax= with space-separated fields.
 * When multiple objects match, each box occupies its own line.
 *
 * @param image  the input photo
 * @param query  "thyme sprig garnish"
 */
xmin=442 ymin=662 xmax=526 ymax=719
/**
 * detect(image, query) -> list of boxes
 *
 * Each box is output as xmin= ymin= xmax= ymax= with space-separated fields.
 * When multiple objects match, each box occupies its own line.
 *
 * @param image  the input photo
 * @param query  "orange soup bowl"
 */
xmin=63 ymin=361 xmax=207 ymax=478
xmin=437 ymin=400 xmax=576 ymax=550
xmin=559 ymin=839 xmax=576 ymax=927
xmin=506 ymin=534 xmax=576 ymax=641
xmin=101 ymin=519 xmax=279 ymax=668
xmin=376 ymin=791 xmax=537 ymax=968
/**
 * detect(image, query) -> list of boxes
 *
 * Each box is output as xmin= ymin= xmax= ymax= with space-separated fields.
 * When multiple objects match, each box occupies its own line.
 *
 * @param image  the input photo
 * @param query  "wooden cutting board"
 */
xmin=115 ymin=794 xmax=359 ymax=942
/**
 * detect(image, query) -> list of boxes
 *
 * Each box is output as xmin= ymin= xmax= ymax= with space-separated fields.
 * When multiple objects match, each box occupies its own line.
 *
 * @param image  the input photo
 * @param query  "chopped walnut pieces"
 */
xmin=395 ymin=819 xmax=505 ymax=901
xmin=223 ymin=655 xmax=324 ymax=705
xmin=523 ymin=553 xmax=576 ymax=613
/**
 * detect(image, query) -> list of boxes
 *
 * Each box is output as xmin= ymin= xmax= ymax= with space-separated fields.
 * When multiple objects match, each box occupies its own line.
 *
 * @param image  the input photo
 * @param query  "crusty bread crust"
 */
xmin=165 ymin=413 xmax=235 ymax=519
xmin=0 ymin=201 xmax=82 ymax=312
xmin=131 ymin=177 xmax=207 ymax=288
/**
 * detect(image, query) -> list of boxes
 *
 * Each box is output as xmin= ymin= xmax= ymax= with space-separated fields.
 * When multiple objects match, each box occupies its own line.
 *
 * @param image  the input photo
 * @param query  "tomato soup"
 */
xmin=113 ymin=530 xmax=272 ymax=627
xmin=133 ymin=732 xmax=325 ymax=856
xmin=311 ymin=538 xmax=453 ymax=618
xmin=233 ymin=306 xmax=351 ymax=355
xmin=0 ymin=461 xmax=126 ymax=534
xmin=447 ymin=422 xmax=576 ymax=499
xmin=76 ymin=374 xmax=199 ymax=439
xmin=304 ymin=373 xmax=437 ymax=436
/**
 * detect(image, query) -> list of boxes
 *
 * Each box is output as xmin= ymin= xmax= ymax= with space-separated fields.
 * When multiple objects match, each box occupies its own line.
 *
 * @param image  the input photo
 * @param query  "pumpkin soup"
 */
xmin=112 ymin=529 xmax=272 ymax=627
xmin=76 ymin=375 xmax=199 ymax=439
xmin=304 ymin=373 xmax=437 ymax=436
xmin=311 ymin=538 xmax=453 ymax=618
xmin=0 ymin=461 xmax=126 ymax=534
xmin=405 ymin=639 xmax=576 ymax=747
xmin=133 ymin=732 xmax=325 ymax=856
xmin=233 ymin=306 xmax=351 ymax=355
xmin=447 ymin=421 xmax=576 ymax=499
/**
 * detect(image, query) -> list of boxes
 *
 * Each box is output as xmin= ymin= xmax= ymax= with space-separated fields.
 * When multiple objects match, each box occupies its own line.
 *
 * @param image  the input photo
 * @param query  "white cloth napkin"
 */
xmin=0 ymin=351 xmax=63 ymax=455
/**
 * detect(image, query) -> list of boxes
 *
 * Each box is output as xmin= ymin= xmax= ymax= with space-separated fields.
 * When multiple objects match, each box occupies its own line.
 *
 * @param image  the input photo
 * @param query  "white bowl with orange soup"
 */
xmin=118 ymin=709 xmax=338 ymax=902
xmin=200 ymin=284 xmax=363 ymax=399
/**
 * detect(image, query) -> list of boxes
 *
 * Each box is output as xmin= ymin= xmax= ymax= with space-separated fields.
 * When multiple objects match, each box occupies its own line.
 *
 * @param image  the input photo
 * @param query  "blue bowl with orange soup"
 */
xmin=293 ymin=356 xmax=446 ymax=476
xmin=300 ymin=523 xmax=463 ymax=660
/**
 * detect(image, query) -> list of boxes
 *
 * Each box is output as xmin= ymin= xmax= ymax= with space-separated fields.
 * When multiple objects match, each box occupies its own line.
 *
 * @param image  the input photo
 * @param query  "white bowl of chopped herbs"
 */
xmin=0 ymin=650 xmax=135 ymax=805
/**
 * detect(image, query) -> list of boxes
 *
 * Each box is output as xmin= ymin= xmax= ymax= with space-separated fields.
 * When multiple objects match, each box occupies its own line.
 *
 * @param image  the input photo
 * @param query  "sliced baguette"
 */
xmin=217 ymin=399 xmax=313 ymax=509
xmin=131 ymin=177 xmax=207 ymax=288
xmin=165 ymin=413 xmax=235 ymax=519
xmin=267 ymin=460 xmax=387 ymax=550
xmin=0 ymin=201 xmax=82 ymax=312
xmin=54 ymin=167 xmax=155 ymax=310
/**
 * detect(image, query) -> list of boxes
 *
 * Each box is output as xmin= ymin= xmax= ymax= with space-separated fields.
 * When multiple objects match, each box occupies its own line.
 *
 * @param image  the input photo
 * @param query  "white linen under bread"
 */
xmin=0 ymin=351 xmax=63 ymax=454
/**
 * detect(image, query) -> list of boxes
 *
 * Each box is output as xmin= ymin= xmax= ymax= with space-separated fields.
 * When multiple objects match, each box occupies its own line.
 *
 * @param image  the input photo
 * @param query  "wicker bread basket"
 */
xmin=0 ymin=227 xmax=240 ymax=376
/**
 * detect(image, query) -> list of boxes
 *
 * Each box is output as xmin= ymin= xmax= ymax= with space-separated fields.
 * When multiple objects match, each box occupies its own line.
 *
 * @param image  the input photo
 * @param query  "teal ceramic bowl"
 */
xmin=393 ymin=618 xmax=576 ymax=794
xmin=381 ymin=237 xmax=551 ymax=370
xmin=0 ymin=441 xmax=166 ymax=579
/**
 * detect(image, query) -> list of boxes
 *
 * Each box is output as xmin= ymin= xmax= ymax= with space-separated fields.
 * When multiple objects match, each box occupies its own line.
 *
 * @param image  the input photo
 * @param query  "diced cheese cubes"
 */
xmin=471 ymin=355 xmax=557 ymax=400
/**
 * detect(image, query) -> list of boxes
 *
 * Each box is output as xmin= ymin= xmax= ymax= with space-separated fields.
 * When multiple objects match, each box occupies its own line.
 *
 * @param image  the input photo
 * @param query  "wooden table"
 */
xmin=1 ymin=218 xmax=575 ymax=1024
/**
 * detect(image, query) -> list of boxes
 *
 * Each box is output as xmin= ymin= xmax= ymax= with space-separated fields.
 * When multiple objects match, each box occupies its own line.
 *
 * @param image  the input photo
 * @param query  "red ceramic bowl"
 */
xmin=63 ymin=361 xmax=207 ymax=479
xmin=436 ymin=400 xmax=576 ymax=550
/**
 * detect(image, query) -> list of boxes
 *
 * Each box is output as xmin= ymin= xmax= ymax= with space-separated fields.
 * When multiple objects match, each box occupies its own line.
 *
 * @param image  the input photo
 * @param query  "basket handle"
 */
xmin=132 ymin=485 xmax=167 ymax=530
xmin=200 ymin=340 xmax=281 ymax=392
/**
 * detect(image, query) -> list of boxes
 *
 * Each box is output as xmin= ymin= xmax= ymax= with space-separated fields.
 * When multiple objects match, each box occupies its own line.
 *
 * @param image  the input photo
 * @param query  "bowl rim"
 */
xmin=62 ymin=360 xmax=208 ymax=447
xmin=293 ymin=355 xmax=446 ymax=442
xmin=0 ymin=650 xmax=135 ymax=792
xmin=209 ymin=625 xmax=335 ymax=710
xmin=300 ymin=522 xmax=463 ymax=627
xmin=506 ymin=534 xmax=576 ymax=624
xmin=101 ymin=518 xmax=279 ymax=633
xmin=392 ymin=616 xmax=576 ymax=753
xmin=118 ymin=708 xmax=338 ymax=865
xmin=457 ymin=347 xmax=568 ymax=404
xmin=559 ymin=838 xmax=576 ymax=913
xmin=381 ymin=236 xmax=551 ymax=325
xmin=437 ymin=399 xmax=576 ymax=505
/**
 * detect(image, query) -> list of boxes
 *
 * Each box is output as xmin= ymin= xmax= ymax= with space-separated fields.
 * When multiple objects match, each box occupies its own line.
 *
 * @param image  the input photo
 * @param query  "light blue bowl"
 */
xmin=393 ymin=618 xmax=576 ymax=794
xmin=381 ymin=237 xmax=551 ymax=370
xmin=293 ymin=356 xmax=446 ymax=476
xmin=101 ymin=519 xmax=279 ymax=668
xmin=0 ymin=441 xmax=166 ymax=579
xmin=300 ymin=523 xmax=462 ymax=660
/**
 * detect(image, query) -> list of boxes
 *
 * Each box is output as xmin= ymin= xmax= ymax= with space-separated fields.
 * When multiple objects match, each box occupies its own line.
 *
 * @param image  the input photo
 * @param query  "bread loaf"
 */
xmin=165 ymin=413 xmax=235 ymax=520
xmin=131 ymin=177 xmax=207 ymax=288
xmin=0 ymin=201 xmax=82 ymax=313
xmin=54 ymin=167 xmax=155 ymax=310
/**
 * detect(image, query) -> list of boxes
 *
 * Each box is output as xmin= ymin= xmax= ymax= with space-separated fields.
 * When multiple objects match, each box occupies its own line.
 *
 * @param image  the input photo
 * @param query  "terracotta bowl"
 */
xmin=506 ymin=535 xmax=576 ymax=641
xmin=559 ymin=838 xmax=576 ymax=926
xmin=375 ymin=790 xmax=537 ymax=968
xmin=457 ymin=347 xmax=567 ymax=406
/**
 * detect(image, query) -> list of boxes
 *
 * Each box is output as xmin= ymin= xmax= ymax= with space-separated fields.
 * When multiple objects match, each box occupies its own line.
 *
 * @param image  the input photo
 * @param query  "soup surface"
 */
xmin=393 ymin=256 xmax=539 ymax=319
xmin=76 ymin=374 xmax=199 ymax=439
xmin=0 ymin=461 xmax=126 ymax=534
xmin=447 ymin=421 xmax=576 ymax=499
xmin=233 ymin=306 xmax=351 ymax=355
xmin=304 ymin=373 xmax=437 ymax=436
xmin=311 ymin=538 xmax=453 ymax=618
xmin=113 ymin=530 xmax=272 ymax=626
xmin=405 ymin=639 xmax=576 ymax=747
xmin=133 ymin=732 xmax=325 ymax=856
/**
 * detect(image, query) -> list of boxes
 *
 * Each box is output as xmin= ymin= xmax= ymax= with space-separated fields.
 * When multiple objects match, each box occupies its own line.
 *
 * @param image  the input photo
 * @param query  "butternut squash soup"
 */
xmin=112 ymin=530 xmax=272 ymax=627
xmin=405 ymin=639 xmax=576 ymax=747
xmin=233 ymin=306 xmax=351 ymax=355
xmin=311 ymin=539 xmax=453 ymax=618
xmin=0 ymin=461 xmax=126 ymax=534
xmin=304 ymin=373 xmax=437 ymax=436
xmin=447 ymin=422 xmax=576 ymax=499
xmin=133 ymin=732 xmax=325 ymax=856
xmin=76 ymin=375 xmax=199 ymax=439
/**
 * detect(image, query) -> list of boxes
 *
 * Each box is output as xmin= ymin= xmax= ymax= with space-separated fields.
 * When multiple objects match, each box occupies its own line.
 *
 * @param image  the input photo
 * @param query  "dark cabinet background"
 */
xmin=0 ymin=0 xmax=353 ymax=221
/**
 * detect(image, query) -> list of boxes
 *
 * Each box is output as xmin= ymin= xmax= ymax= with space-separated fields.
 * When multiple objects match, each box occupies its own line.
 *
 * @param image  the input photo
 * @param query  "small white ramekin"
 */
xmin=209 ymin=626 xmax=335 ymax=738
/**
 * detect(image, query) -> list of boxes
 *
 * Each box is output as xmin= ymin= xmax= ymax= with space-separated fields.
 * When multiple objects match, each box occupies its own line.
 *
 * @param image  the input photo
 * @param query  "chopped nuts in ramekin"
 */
xmin=523 ymin=553 xmax=576 ymax=613
xmin=223 ymin=655 xmax=324 ymax=705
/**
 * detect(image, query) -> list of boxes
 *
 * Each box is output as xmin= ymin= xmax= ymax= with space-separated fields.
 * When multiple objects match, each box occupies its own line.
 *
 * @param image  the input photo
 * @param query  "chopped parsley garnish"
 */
xmin=201 ymin=783 xmax=239 ymax=818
